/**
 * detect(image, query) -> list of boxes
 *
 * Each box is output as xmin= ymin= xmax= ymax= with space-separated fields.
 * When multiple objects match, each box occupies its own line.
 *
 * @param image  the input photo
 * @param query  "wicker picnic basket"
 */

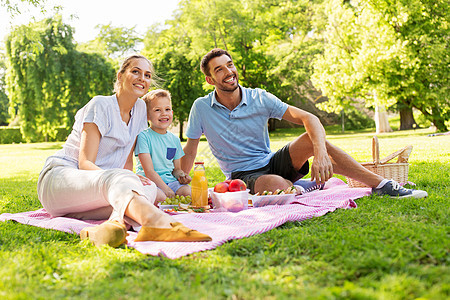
xmin=346 ymin=136 xmax=413 ymax=188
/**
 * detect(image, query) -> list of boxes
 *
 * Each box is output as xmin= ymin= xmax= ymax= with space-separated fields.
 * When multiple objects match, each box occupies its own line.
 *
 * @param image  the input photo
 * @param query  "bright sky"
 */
xmin=0 ymin=0 xmax=180 ymax=44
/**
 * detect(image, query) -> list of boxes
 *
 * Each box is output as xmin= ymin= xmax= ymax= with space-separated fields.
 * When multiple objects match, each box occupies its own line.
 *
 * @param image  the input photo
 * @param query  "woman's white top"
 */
xmin=44 ymin=94 xmax=147 ymax=169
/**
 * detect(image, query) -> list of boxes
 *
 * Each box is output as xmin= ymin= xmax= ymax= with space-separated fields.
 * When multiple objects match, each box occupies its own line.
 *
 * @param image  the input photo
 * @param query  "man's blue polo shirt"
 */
xmin=185 ymin=86 xmax=288 ymax=178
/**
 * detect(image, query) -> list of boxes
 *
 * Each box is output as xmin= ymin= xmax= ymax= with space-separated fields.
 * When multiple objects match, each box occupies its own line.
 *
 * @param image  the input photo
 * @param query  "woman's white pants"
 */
xmin=37 ymin=160 xmax=156 ymax=226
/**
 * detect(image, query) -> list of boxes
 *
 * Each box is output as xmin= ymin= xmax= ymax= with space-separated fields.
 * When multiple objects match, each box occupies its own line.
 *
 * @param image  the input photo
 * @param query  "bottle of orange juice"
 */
xmin=191 ymin=162 xmax=208 ymax=207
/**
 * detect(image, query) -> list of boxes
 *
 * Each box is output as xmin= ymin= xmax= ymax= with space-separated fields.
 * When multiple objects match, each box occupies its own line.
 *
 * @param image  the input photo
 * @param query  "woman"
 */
xmin=37 ymin=55 xmax=211 ymax=247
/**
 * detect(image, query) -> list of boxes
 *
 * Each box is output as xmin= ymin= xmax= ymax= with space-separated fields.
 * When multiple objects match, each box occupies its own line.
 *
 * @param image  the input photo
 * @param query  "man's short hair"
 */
xmin=200 ymin=48 xmax=233 ymax=77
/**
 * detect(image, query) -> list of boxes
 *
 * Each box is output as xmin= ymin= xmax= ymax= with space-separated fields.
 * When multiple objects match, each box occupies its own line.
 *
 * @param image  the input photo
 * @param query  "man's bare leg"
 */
xmin=288 ymin=133 xmax=384 ymax=187
xmin=254 ymin=175 xmax=293 ymax=194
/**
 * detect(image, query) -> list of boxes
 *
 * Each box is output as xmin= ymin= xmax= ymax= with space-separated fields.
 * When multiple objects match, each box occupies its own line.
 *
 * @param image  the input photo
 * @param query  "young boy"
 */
xmin=135 ymin=89 xmax=191 ymax=203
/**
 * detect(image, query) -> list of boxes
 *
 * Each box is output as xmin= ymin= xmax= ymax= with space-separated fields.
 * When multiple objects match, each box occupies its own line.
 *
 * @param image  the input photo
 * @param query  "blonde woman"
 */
xmin=37 ymin=55 xmax=211 ymax=247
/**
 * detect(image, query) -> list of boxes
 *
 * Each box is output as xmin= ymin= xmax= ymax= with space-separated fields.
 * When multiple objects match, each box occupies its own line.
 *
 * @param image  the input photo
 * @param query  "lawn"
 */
xmin=0 ymin=128 xmax=448 ymax=299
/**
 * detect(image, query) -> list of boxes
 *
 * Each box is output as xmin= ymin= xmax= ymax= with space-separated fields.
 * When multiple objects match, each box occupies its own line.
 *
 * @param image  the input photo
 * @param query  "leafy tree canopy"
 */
xmin=3 ymin=0 xmax=449 ymax=139
xmin=0 ymin=50 xmax=9 ymax=125
xmin=5 ymin=15 xmax=115 ymax=141
xmin=312 ymin=0 xmax=449 ymax=131
xmin=1 ymin=0 xmax=47 ymax=15
xmin=78 ymin=24 xmax=143 ymax=60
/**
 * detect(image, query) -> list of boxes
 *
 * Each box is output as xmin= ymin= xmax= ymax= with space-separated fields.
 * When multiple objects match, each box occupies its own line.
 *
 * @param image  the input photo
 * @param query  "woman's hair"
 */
xmin=200 ymin=48 xmax=233 ymax=76
xmin=114 ymin=54 xmax=156 ymax=93
xmin=142 ymin=89 xmax=172 ymax=114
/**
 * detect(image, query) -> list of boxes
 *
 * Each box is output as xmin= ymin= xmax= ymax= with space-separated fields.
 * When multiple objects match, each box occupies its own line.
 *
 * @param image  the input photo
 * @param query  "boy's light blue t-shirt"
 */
xmin=185 ymin=86 xmax=288 ymax=178
xmin=135 ymin=128 xmax=184 ymax=184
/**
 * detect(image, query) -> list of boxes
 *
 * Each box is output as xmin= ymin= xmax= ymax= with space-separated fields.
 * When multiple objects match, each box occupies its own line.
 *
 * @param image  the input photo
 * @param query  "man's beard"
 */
xmin=217 ymin=84 xmax=239 ymax=93
xmin=216 ymin=76 xmax=239 ymax=92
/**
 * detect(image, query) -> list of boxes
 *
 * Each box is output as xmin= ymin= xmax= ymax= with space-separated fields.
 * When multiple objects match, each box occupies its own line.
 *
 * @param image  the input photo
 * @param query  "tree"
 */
xmin=1 ymin=0 xmax=47 ymax=15
xmin=5 ymin=15 xmax=115 ymax=141
xmin=142 ymin=20 xmax=206 ymax=141
xmin=6 ymin=16 xmax=74 ymax=141
xmin=140 ymin=0 xmax=378 ymax=134
xmin=311 ymin=0 xmax=449 ymax=131
xmin=143 ymin=0 xmax=273 ymax=137
xmin=143 ymin=0 xmax=326 ymax=133
xmin=369 ymin=0 xmax=449 ymax=131
xmin=254 ymin=0 xmax=336 ymax=126
xmin=155 ymin=51 xmax=205 ymax=141
xmin=0 ymin=49 xmax=9 ymax=125
xmin=171 ymin=0 xmax=278 ymax=90
xmin=78 ymin=24 xmax=143 ymax=60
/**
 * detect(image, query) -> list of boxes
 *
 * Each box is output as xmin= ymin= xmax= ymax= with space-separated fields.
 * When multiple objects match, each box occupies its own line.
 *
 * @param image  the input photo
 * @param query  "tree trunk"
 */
xmin=415 ymin=104 xmax=449 ymax=132
xmin=399 ymin=106 xmax=418 ymax=130
xmin=430 ymin=117 xmax=448 ymax=133
xmin=179 ymin=122 xmax=185 ymax=142
xmin=268 ymin=119 xmax=276 ymax=132
xmin=375 ymin=105 xmax=393 ymax=133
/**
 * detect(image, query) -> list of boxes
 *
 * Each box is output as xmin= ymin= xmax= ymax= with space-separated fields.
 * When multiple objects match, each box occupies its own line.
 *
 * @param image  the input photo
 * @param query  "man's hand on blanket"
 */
xmin=294 ymin=186 xmax=305 ymax=195
xmin=310 ymin=151 xmax=334 ymax=185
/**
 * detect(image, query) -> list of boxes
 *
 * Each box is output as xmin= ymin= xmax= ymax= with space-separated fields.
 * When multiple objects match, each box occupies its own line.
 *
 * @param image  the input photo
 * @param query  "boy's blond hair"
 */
xmin=142 ymin=89 xmax=172 ymax=116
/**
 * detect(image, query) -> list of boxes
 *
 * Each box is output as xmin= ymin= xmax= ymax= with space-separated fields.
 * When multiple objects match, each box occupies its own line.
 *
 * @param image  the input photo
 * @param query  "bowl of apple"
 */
xmin=209 ymin=179 xmax=249 ymax=212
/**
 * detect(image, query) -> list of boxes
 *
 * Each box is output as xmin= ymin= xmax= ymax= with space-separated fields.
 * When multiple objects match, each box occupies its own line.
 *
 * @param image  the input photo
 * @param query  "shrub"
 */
xmin=343 ymin=109 xmax=375 ymax=130
xmin=0 ymin=127 xmax=24 ymax=144
xmin=53 ymin=126 xmax=70 ymax=142
xmin=0 ymin=126 xmax=70 ymax=144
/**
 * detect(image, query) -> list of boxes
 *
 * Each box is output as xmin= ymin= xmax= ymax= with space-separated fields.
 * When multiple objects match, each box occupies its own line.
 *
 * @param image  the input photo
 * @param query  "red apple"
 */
xmin=214 ymin=182 xmax=229 ymax=193
xmin=228 ymin=179 xmax=247 ymax=192
xmin=224 ymin=179 xmax=232 ymax=184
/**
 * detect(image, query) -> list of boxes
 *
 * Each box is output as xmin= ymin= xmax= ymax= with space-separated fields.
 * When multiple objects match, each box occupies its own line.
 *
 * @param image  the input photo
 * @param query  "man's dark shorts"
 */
xmin=231 ymin=143 xmax=309 ymax=194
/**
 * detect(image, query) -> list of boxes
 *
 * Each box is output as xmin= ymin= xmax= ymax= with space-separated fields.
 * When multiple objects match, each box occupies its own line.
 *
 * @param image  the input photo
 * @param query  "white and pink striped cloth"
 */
xmin=0 ymin=178 xmax=371 ymax=259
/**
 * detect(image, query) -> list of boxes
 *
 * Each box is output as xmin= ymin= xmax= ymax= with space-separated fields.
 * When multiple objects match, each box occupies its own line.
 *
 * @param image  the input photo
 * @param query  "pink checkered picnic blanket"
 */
xmin=0 ymin=178 xmax=371 ymax=259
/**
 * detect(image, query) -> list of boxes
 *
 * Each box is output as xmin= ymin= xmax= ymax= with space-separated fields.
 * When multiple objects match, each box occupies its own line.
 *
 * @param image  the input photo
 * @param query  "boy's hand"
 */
xmin=164 ymin=187 xmax=175 ymax=199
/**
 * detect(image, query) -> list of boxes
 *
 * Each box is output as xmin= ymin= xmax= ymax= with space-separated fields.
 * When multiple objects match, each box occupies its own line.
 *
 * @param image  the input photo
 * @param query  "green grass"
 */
xmin=0 ymin=128 xmax=449 ymax=299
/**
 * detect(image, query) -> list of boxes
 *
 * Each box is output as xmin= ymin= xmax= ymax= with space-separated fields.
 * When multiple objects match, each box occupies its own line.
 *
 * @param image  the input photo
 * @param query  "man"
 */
xmin=181 ymin=48 xmax=427 ymax=199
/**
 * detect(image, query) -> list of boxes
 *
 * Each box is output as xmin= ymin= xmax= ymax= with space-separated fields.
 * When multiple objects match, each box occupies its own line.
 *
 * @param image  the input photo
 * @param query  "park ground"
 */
xmin=0 ymin=127 xmax=448 ymax=299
